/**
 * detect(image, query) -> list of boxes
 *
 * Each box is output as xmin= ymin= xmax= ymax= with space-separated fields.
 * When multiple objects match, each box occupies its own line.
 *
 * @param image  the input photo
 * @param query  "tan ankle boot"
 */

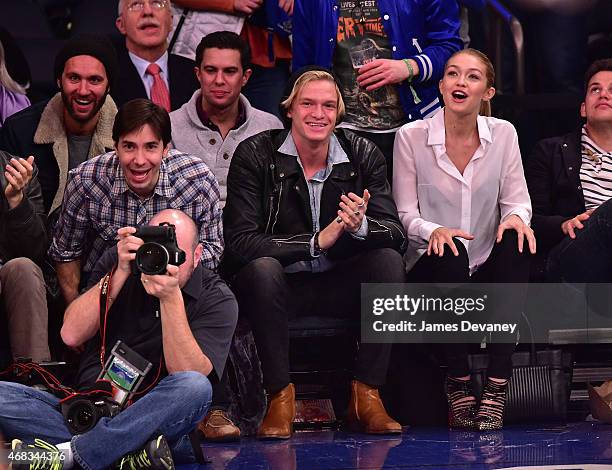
xmin=346 ymin=380 xmax=402 ymax=434
xmin=257 ymin=383 xmax=296 ymax=439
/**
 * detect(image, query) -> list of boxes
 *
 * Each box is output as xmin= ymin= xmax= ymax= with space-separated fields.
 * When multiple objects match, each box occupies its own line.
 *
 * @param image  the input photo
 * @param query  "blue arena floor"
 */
xmin=179 ymin=422 xmax=612 ymax=469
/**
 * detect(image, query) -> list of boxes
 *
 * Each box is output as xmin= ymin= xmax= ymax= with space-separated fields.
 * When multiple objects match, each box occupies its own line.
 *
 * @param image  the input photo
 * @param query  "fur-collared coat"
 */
xmin=0 ymin=93 xmax=117 ymax=214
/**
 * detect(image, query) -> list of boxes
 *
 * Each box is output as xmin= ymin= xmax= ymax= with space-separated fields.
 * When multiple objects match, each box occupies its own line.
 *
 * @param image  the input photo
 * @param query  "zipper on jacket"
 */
xmin=265 ymin=193 xmax=275 ymax=233
xmin=271 ymin=181 xmax=283 ymax=234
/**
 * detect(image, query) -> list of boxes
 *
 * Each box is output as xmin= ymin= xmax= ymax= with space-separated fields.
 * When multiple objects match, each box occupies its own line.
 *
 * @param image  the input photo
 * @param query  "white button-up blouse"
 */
xmin=393 ymin=109 xmax=532 ymax=272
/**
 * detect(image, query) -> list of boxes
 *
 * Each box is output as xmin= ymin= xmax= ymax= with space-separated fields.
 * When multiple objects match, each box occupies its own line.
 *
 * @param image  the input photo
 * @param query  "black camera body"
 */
xmin=133 ymin=223 xmax=186 ymax=275
xmin=61 ymin=341 xmax=152 ymax=435
xmin=61 ymin=395 xmax=120 ymax=435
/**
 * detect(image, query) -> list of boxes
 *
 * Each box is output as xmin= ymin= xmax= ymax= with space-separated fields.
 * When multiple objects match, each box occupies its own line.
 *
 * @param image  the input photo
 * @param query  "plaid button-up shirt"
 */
xmin=49 ymin=149 xmax=223 ymax=273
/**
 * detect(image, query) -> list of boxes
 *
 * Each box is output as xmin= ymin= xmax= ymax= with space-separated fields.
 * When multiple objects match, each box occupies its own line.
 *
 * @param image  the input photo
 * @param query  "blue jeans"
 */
xmin=0 ymin=371 xmax=212 ymax=470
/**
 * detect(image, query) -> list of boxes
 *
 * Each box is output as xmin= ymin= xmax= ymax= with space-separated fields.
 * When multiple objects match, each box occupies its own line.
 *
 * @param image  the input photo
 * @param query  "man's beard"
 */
xmin=61 ymin=89 xmax=108 ymax=124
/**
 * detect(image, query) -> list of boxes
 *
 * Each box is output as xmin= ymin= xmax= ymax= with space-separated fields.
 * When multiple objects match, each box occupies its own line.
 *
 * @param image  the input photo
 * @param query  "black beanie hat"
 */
xmin=54 ymin=34 xmax=118 ymax=90
xmin=278 ymin=65 xmax=345 ymax=128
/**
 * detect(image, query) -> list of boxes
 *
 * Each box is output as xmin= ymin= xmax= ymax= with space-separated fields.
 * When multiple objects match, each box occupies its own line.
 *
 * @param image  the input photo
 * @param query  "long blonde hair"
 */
xmin=0 ymin=41 xmax=26 ymax=95
xmin=445 ymin=48 xmax=495 ymax=116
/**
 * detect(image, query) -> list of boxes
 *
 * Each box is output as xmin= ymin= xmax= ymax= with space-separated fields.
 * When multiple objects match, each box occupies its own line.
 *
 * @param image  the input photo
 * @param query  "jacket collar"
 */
xmin=34 ymin=93 xmax=117 ymax=213
xmin=275 ymin=130 xmax=352 ymax=182
xmin=33 ymin=93 xmax=117 ymax=149
xmin=278 ymin=131 xmax=349 ymax=164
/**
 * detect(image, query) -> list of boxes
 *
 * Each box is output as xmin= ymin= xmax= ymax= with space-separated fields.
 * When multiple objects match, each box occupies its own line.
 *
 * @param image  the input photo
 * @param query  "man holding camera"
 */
xmin=0 ymin=209 xmax=238 ymax=469
xmin=48 ymin=98 xmax=223 ymax=305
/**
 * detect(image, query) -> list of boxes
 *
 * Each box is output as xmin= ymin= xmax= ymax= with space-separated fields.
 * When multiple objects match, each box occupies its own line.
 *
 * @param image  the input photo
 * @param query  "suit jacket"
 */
xmin=112 ymin=43 xmax=199 ymax=111
xmin=525 ymin=128 xmax=585 ymax=253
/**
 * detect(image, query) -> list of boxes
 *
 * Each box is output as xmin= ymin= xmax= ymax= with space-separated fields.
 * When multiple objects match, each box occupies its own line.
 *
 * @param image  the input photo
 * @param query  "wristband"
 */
xmin=313 ymin=231 xmax=327 ymax=256
xmin=403 ymin=59 xmax=415 ymax=82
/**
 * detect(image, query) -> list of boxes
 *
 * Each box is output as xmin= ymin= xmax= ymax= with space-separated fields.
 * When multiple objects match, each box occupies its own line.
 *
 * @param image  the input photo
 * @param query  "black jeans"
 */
xmin=231 ymin=248 xmax=405 ymax=395
xmin=210 ymin=365 xmax=231 ymax=411
xmin=547 ymin=198 xmax=612 ymax=283
xmin=407 ymin=231 xmax=531 ymax=379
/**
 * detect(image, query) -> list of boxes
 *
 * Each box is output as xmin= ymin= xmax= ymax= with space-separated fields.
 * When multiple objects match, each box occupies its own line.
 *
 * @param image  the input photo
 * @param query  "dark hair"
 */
xmin=584 ymin=59 xmax=612 ymax=92
xmin=112 ymin=99 xmax=171 ymax=146
xmin=195 ymin=31 xmax=250 ymax=71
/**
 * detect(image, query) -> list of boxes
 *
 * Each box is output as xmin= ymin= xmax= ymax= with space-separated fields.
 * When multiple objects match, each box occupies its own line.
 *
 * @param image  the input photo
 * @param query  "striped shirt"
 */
xmin=49 ymin=149 xmax=223 ymax=273
xmin=580 ymin=126 xmax=612 ymax=210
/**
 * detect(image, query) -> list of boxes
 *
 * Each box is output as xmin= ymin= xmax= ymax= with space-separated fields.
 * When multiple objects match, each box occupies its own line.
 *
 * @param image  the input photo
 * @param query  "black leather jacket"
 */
xmin=222 ymin=128 xmax=407 ymax=275
xmin=0 ymin=150 xmax=47 ymax=264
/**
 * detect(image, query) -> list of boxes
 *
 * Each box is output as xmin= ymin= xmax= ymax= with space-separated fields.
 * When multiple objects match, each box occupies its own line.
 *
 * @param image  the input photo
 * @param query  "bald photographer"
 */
xmin=0 ymin=209 xmax=238 ymax=469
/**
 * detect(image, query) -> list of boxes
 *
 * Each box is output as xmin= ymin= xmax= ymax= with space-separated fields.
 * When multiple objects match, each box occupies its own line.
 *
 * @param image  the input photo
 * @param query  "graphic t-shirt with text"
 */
xmin=333 ymin=0 xmax=405 ymax=130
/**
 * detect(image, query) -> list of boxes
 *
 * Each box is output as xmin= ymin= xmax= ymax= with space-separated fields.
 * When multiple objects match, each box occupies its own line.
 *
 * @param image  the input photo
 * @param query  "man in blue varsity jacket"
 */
xmin=292 ymin=0 xmax=462 ymax=181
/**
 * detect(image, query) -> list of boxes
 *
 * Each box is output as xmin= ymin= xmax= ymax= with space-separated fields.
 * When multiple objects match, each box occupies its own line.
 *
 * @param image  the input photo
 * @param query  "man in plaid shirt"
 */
xmin=49 ymin=98 xmax=223 ymax=304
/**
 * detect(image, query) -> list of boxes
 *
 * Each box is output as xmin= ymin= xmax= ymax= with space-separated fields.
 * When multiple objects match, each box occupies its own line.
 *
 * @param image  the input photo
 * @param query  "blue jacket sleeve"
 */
xmin=410 ymin=0 xmax=462 ymax=83
xmin=458 ymin=0 xmax=486 ymax=10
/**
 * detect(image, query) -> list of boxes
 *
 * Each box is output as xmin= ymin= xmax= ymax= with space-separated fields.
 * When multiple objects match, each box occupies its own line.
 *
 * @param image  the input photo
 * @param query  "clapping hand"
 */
xmin=4 ymin=156 xmax=34 ymax=209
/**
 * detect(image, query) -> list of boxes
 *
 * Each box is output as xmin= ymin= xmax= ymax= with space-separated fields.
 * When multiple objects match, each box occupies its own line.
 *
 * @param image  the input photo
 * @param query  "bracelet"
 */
xmin=313 ymin=231 xmax=327 ymax=256
xmin=402 ymin=59 xmax=415 ymax=82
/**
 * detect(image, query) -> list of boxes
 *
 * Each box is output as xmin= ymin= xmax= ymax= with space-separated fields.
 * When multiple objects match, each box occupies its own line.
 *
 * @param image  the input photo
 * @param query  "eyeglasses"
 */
xmin=127 ymin=0 xmax=167 ymax=12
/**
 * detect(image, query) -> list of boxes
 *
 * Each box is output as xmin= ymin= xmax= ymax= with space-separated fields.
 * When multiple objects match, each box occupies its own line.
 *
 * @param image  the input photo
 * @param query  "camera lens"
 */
xmin=65 ymin=400 xmax=98 ymax=434
xmin=136 ymin=242 xmax=169 ymax=275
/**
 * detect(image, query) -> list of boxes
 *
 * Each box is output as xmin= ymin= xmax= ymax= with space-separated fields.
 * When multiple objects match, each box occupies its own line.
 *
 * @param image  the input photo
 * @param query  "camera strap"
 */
xmin=98 ymin=266 xmax=116 ymax=369
xmin=97 ymin=266 xmax=165 ymax=398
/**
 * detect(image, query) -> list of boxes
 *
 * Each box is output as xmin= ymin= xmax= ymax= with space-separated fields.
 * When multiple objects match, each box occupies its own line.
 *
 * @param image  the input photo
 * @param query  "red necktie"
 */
xmin=146 ymin=63 xmax=171 ymax=112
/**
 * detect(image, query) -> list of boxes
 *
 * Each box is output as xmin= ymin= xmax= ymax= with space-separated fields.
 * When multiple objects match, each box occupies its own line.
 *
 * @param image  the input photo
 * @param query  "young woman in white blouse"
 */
xmin=393 ymin=49 xmax=536 ymax=431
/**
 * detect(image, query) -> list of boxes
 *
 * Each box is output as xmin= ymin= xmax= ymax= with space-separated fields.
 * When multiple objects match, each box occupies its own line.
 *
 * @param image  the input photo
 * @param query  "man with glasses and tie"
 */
xmin=113 ymin=0 xmax=199 ymax=111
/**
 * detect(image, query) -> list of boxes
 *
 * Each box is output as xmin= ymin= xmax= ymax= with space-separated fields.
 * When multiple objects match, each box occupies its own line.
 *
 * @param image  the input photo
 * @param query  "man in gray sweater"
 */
xmin=170 ymin=31 xmax=283 ymax=208
xmin=170 ymin=31 xmax=281 ymax=442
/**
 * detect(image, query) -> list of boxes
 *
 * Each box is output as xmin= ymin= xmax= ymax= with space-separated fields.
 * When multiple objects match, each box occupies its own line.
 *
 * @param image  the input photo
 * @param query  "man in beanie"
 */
xmin=223 ymin=66 xmax=406 ymax=439
xmin=113 ymin=0 xmax=198 ymax=111
xmin=0 ymin=34 xmax=118 ymax=215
